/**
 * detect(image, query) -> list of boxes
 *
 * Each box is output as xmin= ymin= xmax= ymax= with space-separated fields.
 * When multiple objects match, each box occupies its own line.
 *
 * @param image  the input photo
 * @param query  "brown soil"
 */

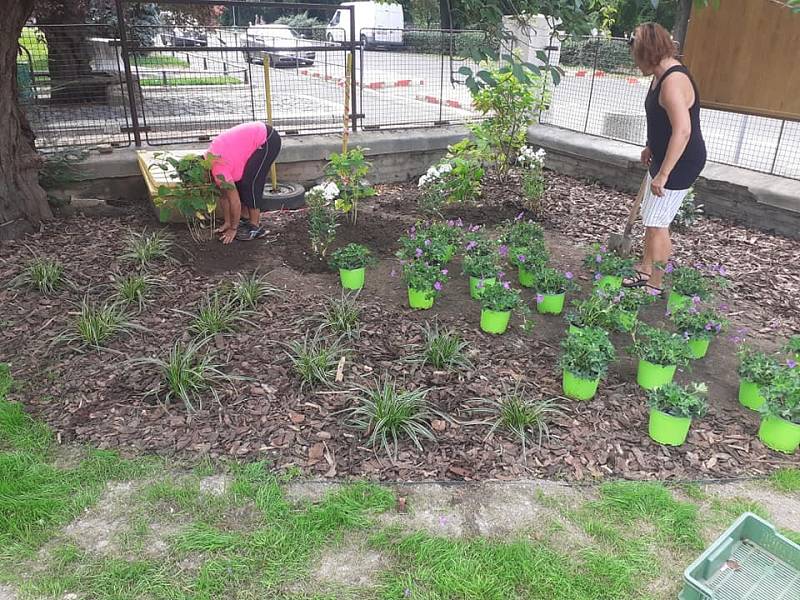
xmin=1 ymin=172 xmax=798 ymax=483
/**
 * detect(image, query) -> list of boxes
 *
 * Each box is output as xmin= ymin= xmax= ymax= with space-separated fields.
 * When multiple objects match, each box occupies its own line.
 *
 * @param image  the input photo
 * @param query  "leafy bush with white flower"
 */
xmin=517 ymin=146 xmax=547 ymax=217
xmin=324 ymin=147 xmax=375 ymax=225
xmin=417 ymin=157 xmax=484 ymax=214
xmin=306 ymin=185 xmax=338 ymax=257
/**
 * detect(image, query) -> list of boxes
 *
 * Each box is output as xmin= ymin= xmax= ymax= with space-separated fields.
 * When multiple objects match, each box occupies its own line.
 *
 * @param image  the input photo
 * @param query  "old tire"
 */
xmin=260 ymin=182 xmax=306 ymax=211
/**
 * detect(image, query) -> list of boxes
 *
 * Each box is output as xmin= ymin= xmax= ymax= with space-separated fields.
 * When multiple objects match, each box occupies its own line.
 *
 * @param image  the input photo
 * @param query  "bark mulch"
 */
xmin=1 ymin=171 xmax=797 ymax=483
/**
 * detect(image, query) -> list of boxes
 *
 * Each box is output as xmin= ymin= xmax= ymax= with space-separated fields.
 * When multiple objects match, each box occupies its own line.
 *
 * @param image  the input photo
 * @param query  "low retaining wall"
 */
xmin=58 ymin=124 xmax=800 ymax=239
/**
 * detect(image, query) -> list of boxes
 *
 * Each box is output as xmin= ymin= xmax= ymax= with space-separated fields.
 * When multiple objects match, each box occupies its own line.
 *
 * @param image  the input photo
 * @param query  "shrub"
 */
xmin=672 ymin=188 xmax=704 ymax=233
xmin=329 ymin=243 xmax=374 ymax=271
xmin=407 ymin=322 xmax=472 ymax=371
xmin=737 ymin=346 xmax=779 ymax=386
xmin=648 ymin=382 xmax=709 ymax=419
xmin=462 ymin=252 xmax=502 ymax=279
xmin=417 ymin=156 xmax=484 ymax=214
xmin=559 ymin=37 xmax=635 ymax=74
xmin=344 ymin=378 xmax=437 ymax=459
xmin=324 ymin=147 xmax=375 ymax=225
xmin=670 ymin=305 xmax=727 ymax=341
xmin=501 ymin=218 xmax=545 ymax=250
xmin=560 ymin=326 xmax=616 ymax=381
xmin=57 ymin=298 xmax=139 ymax=349
xmin=479 ymin=280 xmax=523 ymax=312
xmin=507 ymin=239 xmax=549 ymax=271
xmin=761 ymin=366 xmax=800 ymax=424
xmin=121 ymin=229 xmax=173 ymax=269
xmin=401 ymin=260 xmax=450 ymax=295
xmin=305 ymin=184 xmax=338 ymax=257
xmin=629 ymin=325 xmax=693 ymax=367
xmin=668 ymin=265 xmax=725 ymax=300
xmin=583 ymin=243 xmax=636 ymax=279
xmin=518 ymin=146 xmax=547 ymax=217
xmin=397 ymin=226 xmax=453 ymax=266
xmin=10 ymin=258 xmax=65 ymax=295
xmin=286 ymin=332 xmax=348 ymax=390
xmin=531 ymin=267 xmax=579 ymax=296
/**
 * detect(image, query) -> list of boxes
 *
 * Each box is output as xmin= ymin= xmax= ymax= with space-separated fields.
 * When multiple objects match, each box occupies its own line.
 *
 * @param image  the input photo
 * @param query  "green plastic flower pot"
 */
xmin=757 ymin=416 xmax=800 ymax=454
xmin=339 ymin=267 xmax=365 ymax=290
xmin=596 ymin=275 xmax=622 ymax=291
xmin=648 ymin=408 xmax=692 ymax=446
xmin=687 ymin=337 xmax=710 ymax=359
xmin=469 ymin=276 xmax=495 ymax=300
xmin=562 ymin=370 xmax=599 ymax=401
xmin=667 ymin=291 xmax=691 ymax=312
xmin=480 ymin=309 xmax=511 ymax=334
xmin=518 ymin=265 xmax=534 ymax=288
xmin=636 ymin=359 xmax=677 ymax=390
xmin=738 ymin=380 xmax=765 ymax=410
xmin=616 ymin=310 xmax=637 ymax=331
xmin=536 ymin=293 xmax=565 ymax=315
xmin=408 ymin=287 xmax=434 ymax=310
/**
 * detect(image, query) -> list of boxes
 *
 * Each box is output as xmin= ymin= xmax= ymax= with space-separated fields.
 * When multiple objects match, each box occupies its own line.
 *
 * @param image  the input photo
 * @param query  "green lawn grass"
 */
xmin=18 ymin=27 xmax=48 ymax=72
xmin=770 ymin=467 xmax=800 ymax=493
xmin=135 ymin=54 xmax=190 ymax=68
xmin=140 ymin=76 xmax=241 ymax=87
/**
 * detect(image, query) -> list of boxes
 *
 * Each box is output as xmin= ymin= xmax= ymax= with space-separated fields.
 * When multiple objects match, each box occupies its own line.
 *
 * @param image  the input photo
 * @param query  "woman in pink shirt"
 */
xmin=207 ymin=121 xmax=281 ymax=244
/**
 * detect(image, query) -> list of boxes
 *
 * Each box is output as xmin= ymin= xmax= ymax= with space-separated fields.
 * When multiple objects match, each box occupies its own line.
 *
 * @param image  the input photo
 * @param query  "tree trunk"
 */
xmin=672 ymin=0 xmax=693 ymax=54
xmin=1 ymin=0 xmax=51 ymax=240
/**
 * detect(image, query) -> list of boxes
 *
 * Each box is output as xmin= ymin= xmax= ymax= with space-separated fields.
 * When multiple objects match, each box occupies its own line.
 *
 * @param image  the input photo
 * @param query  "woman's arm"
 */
xmin=650 ymin=74 xmax=693 ymax=196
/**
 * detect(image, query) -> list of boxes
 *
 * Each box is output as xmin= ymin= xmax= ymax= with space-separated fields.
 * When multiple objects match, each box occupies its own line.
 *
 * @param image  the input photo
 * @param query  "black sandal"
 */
xmin=622 ymin=270 xmax=651 ymax=288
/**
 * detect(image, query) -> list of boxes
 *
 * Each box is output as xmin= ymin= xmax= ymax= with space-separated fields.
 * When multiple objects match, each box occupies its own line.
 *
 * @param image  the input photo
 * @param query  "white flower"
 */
xmin=418 ymin=175 xmax=430 ymax=187
xmin=322 ymin=181 xmax=340 ymax=200
xmin=438 ymin=162 xmax=453 ymax=174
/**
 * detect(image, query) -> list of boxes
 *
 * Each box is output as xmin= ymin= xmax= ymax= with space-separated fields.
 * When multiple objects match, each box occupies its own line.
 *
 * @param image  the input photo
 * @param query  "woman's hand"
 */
xmin=650 ymin=172 xmax=668 ymax=197
xmin=641 ymin=146 xmax=652 ymax=166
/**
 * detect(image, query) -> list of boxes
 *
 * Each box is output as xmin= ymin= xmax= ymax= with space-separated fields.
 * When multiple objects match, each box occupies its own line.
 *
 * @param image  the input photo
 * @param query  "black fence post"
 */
xmin=115 ymin=0 xmax=142 ymax=146
xmin=771 ymin=120 xmax=786 ymax=175
xmin=583 ymin=37 xmax=600 ymax=134
xmin=348 ymin=5 xmax=357 ymax=132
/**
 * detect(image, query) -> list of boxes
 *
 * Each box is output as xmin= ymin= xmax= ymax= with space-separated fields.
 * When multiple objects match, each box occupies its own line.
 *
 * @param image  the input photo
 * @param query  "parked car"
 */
xmin=326 ymin=1 xmax=404 ymax=47
xmin=161 ymin=27 xmax=208 ymax=47
xmin=245 ymin=24 xmax=315 ymax=67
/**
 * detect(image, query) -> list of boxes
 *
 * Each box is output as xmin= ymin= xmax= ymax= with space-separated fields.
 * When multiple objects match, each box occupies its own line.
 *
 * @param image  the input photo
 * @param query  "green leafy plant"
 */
xmin=471 ymin=383 xmax=564 ymax=458
xmin=760 ymin=366 xmax=800 ymax=424
xmin=629 ymin=325 xmax=693 ymax=367
xmin=318 ymin=293 xmax=361 ymax=339
xmin=396 ymin=228 xmax=453 ymax=266
xmin=508 ymin=240 xmax=550 ymax=271
xmin=785 ymin=335 xmax=800 ymax=357
xmin=469 ymin=69 xmax=549 ymax=178
xmin=425 ymin=220 xmax=465 ymax=249
xmin=407 ymin=322 xmax=472 ymax=371
xmin=583 ymin=243 xmax=636 ymax=279
xmin=328 ymin=243 xmax=374 ymax=271
xmin=737 ymin=346 xmax=780 ymax=386
xmin=417 ymin=156 xmax=484 ymax=214
xmin=343 ymin=378 xmax=437 ymax=459
xmin=120 ymin=229 xmax=173 ymax=269
xmin=560 ymin=327 xmax=616 ymax=381
xmin=479 ymin=280 xmax=522 ymax=312
xmin=530 ymin=267 xmax=579 ymax=296
xmin=305 ymin=183 xmax=339 ymax=257
xmin=501 ymin=218 xmax=545 ymax=250
xmin=648 ymin=382 xmax=709 ymax=419
xmin=151 ymin=154 xmax=224 ymax=242
xmin=133 ymin=338 xmax=235 ymax=412
xmin=462 ymin=252 xmax=502 ymax=279
xmin=669 ymin=265 xmax=726 ymax=300
xmin=10 ymin=258 xmax=65 ymax=295
xmin=608 ymin=286 xmax=660 ymax=314
xmin=565 ymin=293 xmax=617 ymax=330
xmin=186 ymin=292 xmax=251 ymax=338
xmin=324 ymin=147 xmax=376 ymax=225
xmin=670 ymin=305 xmax=727 ymax=341
xmin=401 ymin=260 xmax=450 ymax=296
xmin=517 ymin=146 xmax=547 ymax=217
xmin=672 ymin=188 xmax=704 ymax=233
xmin=112 ymin=272 xmax=159 ymax=310
xmin=56 ymin=298 xmax=139 ymax=349
xmin=286 ymin=331 xmax=348 ymax=390
xmin=462 ymin=227 xmax=493 ymax=256
xmin=232 ymin=272 xmax=277 ymax=310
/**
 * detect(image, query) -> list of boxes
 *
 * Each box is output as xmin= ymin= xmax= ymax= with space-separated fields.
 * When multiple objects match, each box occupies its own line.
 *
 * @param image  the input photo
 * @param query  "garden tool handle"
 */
xmin=624 ymin=173 xmax=649 ymax=236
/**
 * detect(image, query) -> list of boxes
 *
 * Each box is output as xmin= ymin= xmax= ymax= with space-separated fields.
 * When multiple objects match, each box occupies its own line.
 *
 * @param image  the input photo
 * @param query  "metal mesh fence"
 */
xmin=541 ymin=35 xmax=800 ymax=179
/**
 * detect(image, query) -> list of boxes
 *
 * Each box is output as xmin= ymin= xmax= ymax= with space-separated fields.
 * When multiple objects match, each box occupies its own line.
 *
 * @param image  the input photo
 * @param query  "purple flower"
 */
xmin=737 ymin=328 xmax=748 ymax=334
xmin=477 ymin=280 xmax=484 ymax=289
xmin=517 ymin=254 xmax=526 ymax=263
xmin=714 ymin=323 xmax=722 ymax=333
xmin=647 ymin=287 xmax=661 ymax=296
xmin=424 ymin=238 xmax=432 ymax=246
xmin=447 ymin=219 xmax=455 ymax=227
xmin=599 ymin=245 xmax=607 ymax=253
xmin=469 ymin=225 xmax=481 ymax=233
xmin=565 ymin=271 xmax=574 ymax=280
xmin=515 ymin=212 xmax=524 ymax=221
xmin=720 ymin=304 xmax=729 ymax=312
xmin=404 ymin=589 xmax=411 ymax=598
xmin=465 ymin=241 xmax=477 ymax=251
xmin=665 ymin=263 xmax=674 ymax=274
xmin=390 ymin=269 xmax=397 ymax=278
xmin=705 ymin=323 xmax=713 ymax=331
xmin=498 ymin=271 xmax=506 ymax=279
xmin=595 ymin=254 xmax=603 ymax=263
xmin=594 ymin=273 xmax=603 ymax=281
xmin=718 ymin=265 xmax=727 ymax=276
xmin=503 ymin=281 xmax=511 ymax=289
xmin=691 ymin=295 xmax=701 ymax=304
xmin=439 ymin=515 xmax=448 ymax=526
xmin=456 ymin=218 xmax=463 ymax=227
xmin=536 ymin=294 xmax=544 ymax=303
xmin=409 ymin=226 xmax=416 ymax=234
xmin=433 ymin=281 xmax=442 ymax=291
xmin=683 ymin=331 xmax=691 ymax=340
xmin=788 ymin=359 xmax=798 ymax=369
xmin=441 ymin=269 xmax=448 ymax=275
xmin=415 ymin=248 xmax=423 ymax=258
xmin=499 ymin=245 xmax=509 ymax=257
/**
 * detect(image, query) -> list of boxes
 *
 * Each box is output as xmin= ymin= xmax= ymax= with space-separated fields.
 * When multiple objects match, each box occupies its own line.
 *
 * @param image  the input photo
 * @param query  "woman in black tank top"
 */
xmin=622 ymin=22 xmax=707 ymax=294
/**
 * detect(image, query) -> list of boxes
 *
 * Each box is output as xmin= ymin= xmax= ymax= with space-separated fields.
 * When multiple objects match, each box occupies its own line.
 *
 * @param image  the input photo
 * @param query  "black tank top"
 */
xmin=645 ymin=64 xmax=706 ymax=190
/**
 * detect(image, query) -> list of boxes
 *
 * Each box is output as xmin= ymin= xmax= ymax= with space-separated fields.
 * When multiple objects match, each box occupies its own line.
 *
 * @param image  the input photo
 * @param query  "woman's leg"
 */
xmin=215 ymin=194 xmax=232 ymax=233
xmin=647 ymin=227 xmax=672 ymax=289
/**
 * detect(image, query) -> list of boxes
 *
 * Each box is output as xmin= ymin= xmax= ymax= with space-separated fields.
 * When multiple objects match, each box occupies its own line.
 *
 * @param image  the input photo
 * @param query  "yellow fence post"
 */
xmin=343 ymin=53 xmax=351 ymax=154
xmin=263 ymin=59 xmax=278 ymax=192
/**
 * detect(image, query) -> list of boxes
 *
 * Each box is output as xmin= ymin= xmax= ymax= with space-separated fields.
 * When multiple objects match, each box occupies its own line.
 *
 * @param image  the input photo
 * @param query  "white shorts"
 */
xmin=639 ymin=173 xmax=690 ymax=228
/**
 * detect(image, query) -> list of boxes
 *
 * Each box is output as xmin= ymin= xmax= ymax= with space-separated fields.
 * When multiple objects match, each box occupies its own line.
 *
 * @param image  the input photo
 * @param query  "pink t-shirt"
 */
xmin=207 ymin=122 xmax=268 ymax=185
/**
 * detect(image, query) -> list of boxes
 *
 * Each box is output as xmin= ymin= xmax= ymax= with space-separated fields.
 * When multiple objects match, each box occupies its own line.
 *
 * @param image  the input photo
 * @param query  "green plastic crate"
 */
xmin=679 ymin=512 xmax=800 ymax=600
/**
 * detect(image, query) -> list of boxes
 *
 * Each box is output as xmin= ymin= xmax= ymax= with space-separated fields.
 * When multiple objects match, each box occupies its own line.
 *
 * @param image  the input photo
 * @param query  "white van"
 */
xmin=326 ymin=1 xmax=404 ymax=47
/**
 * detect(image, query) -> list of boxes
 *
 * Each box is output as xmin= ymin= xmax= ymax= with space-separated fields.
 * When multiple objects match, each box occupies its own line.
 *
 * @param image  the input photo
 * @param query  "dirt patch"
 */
xmin=702 ymin=481 xmax=800 ymax=532
xmin=0 ymin=585 xmax=17 ymax=600
xmin=311 ymin=541 xmax=389 ymax=589
xmin=199 ymin=475 xmax=232 ymax=497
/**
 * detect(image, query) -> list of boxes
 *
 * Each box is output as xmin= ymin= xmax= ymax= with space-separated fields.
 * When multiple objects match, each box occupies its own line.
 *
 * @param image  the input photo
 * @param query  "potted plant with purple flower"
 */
xmin=582 ymin=243 xmax=635 ymax=291
xmin=647 ymin=382 xmax=708 ymax=446
xmin=329 ymin=243 xmax=375 ymax=290
xmin=758 ymin=365 xmax=800 ymax=454
xmin=402 ymin=260 xmax=449 ymax=310
xmin=396 ymin=227 xmax=452 ymax=266
xmin=478 ymin=280 xmax=529 ymax=334
xmin=500 ymin=216 xmax=545 ymax=259
xmin=670 ymin=304 xmax=727 ymax=359
xmin=609 ymin=287 xmax=660 ymax=332
xmin=737 ymin=346 xmax=778 ymax=410
xmin=508 ymin=239 xmax=549 ymax=288
xmin=425 ymin=220 xmax=464 ymax=263
xmin=531 ymin=267 xmax=578 ymax=315
xmin=463 ymin=252 xmax=502 ymax=300
xmin=559 ymin=326 xmax=616 ymax=400
xmin=629 ymin=324 xmax=692 ymax=390
xmin=565 ymin=292 xmax=617 ymax=334
xmin=667 ymin=264 xmax=726 ymax=312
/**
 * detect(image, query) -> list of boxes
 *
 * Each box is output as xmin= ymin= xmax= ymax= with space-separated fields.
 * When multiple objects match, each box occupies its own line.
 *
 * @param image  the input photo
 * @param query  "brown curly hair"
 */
xmin=631 ymin=22 xmax=677 ymax=69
